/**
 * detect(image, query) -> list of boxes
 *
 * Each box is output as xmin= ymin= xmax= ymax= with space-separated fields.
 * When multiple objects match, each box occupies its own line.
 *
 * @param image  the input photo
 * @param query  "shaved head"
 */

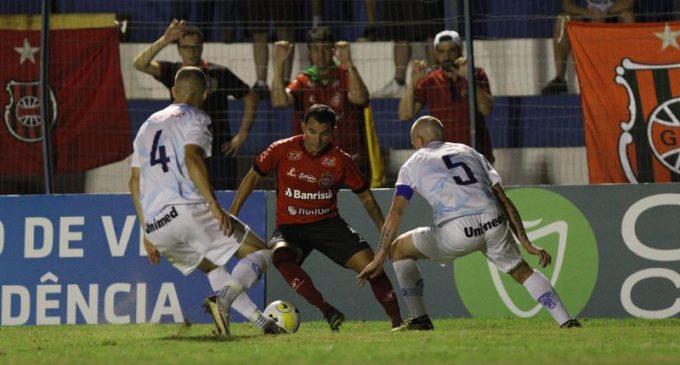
xmin=411 ymin=116 xmax=444 ymax=148
xmin=173 ymin=66 xmax=207 ymax=99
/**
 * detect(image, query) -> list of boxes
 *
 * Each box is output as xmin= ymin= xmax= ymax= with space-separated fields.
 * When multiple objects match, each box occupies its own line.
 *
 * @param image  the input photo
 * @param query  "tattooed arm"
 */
xmin=356 ymin=189 xmax=385 ymax=232
xmin=492 ymin=183 xmax=551 ymax=268
xmin=356 ymin=194 xmax=409 ymax=286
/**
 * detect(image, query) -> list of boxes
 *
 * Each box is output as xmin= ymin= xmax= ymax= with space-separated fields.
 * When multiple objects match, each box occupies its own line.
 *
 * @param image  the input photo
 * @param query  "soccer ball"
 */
xmin=264 ymin=300 xmax=301 ymax=333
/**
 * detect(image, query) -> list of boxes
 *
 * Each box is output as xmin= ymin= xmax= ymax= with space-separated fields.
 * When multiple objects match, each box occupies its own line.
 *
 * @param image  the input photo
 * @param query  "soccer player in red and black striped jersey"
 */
xmin=230 ymin=104 xmax=403 ymax=330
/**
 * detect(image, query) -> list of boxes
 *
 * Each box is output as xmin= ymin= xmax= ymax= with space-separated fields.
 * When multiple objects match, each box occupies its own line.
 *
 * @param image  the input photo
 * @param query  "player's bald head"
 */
xmin=173 ymin=66 xmax=207 ymax=99
xmin=411 ymin=116 xmax=444 ymax=146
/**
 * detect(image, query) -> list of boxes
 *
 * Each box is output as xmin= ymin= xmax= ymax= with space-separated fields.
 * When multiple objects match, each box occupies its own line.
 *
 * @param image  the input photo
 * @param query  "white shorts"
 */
xmin=412 ymin=210 xmax=523 ymax=273
xmin=145 ymin=203 xmax=250 ymax=275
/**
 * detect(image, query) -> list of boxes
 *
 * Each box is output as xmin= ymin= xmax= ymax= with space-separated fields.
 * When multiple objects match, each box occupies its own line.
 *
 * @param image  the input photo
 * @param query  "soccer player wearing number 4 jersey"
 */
xmin=129 ymin=67 xmax=285 ymax=336
xmin=357 ymin=116 xmax=581 ymax=330
xmin=230 ymin=104 xmax=403 ymax=330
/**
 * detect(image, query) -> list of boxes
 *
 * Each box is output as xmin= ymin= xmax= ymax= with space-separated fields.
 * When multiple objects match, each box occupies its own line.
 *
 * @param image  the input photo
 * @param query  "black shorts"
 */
xmin=379 ymin=0 xmax=444 ymax=42
xmin=269 ymin=216 xmax=371 ymax=267
xmin=243 ymin=0 xmax=303 ymax=33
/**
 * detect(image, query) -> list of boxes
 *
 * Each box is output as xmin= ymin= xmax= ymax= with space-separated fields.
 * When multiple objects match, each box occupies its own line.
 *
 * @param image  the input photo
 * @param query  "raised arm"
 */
xmin=398 ymin=60 xmax=427 ymax=121
xmin=229 ymin=167 xmax=263 ymax=216
xmin=492 ymin=184 xmax=551 ymax=267
xmin=335 ymin=41 xmax=369 ymax=105
xmin=271 ymin=41 xmax=295 ymax=107
xmin=132 ymin=19 xmax=186 ymax=78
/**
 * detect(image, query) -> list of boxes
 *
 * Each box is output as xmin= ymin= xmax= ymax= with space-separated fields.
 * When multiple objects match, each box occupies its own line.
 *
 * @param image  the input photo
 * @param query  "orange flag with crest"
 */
xmin=568 ymin=21 xmax=680 ymax=183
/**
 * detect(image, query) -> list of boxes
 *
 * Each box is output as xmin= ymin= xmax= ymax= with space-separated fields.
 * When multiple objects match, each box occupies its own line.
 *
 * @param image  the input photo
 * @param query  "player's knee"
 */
xmin=272 ymin=247 xmax=298 ymax=267
xmin=508 ymin=260 xmax=533 ymax=284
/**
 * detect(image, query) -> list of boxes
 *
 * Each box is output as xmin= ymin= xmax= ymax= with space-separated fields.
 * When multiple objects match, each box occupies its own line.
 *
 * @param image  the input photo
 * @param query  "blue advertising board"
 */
xmin=0 ymin=191 xmax=266 ymax=325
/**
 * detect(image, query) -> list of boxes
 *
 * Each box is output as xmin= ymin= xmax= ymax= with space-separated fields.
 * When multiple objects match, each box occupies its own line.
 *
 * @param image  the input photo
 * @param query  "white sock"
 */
xmin=523 ymin=270 xmax=571 ymax=325
xmin=231 ymin=292 xmax=259 ymax=322
xmin=393 ymin=259 xmax=427 ymax=318
xmin=207 ymin=267 xmax=245 ymax=312
xmin=232 ymin=250 xmax=272 ymax=288
xmin=207 ymin=266 xmax=229 ymax=292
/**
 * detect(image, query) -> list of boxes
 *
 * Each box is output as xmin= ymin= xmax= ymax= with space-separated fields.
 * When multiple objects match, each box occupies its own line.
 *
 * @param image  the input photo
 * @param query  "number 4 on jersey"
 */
xmin=151 ymin=130 xmax=170 ymax=172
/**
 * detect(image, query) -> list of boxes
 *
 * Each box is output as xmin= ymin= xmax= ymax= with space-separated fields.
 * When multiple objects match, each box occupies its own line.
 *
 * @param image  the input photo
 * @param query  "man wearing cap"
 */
xmin=398 ymin=30 xmax=495 ymax=163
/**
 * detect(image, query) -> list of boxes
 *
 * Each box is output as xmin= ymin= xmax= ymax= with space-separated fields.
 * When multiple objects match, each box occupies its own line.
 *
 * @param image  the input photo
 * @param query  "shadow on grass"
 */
xmin=162 ymin=334 xmax=260 ymax=342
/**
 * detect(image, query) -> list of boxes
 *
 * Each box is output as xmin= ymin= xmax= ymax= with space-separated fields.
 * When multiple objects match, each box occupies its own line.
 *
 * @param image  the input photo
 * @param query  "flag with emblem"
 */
xmin=568 ymin=21 xmax=680 ymax=183
xmin=0 ymin=14 xmax=130 ymax=175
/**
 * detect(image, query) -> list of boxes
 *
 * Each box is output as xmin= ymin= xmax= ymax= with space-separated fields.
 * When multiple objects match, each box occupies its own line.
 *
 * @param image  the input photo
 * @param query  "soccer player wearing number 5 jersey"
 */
xmin=230 ymin=104 xmax=403 ymax=330
xmin=129 ymin=67 xmax=285 ymax=336
xmin=357 ymin=116 xmax=581 ymax=330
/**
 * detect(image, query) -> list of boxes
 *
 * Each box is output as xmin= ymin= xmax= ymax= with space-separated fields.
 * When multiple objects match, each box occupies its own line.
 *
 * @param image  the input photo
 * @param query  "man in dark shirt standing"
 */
xmin=133 ymin=19 xmax=258 ymax=189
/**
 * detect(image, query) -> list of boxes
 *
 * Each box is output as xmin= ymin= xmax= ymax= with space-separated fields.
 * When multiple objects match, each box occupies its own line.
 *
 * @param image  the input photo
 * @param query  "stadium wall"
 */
xmin=1 ymin=185 xmax=678 ymax=326
xmin=266 ymin=185 xmax=680 ymax=322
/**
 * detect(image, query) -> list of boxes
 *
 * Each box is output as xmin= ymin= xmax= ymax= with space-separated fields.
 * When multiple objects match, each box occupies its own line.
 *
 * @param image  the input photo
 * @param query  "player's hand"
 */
xmin=411 ymin=60 xmax=428 ymax=84
xmin=273 ymin=41 xmax=294 ymax=66
xmin=209 ymin=202 xmax=232 ymax=236
xmin=525 ymin=244 xmax=552 ymax=268
xmin=221 ymin=132 xmax=247 ymax=156
xmin=356 ymin=250 xmax=387 ymax=287
xmin=162 ymin=19 xmax=186 ymax=44
xmin=334 ymin=41 xmax=353 ymax=66
xmin=143 ymin=236 xmax=161 ymax=265
xmin=453 ymin=56 xmax=469 ymax=80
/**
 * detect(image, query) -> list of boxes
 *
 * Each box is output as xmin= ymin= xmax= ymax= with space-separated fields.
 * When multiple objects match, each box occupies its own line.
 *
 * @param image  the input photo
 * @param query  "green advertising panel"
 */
xmin=454 ymin=188 xmax=599 ymax=318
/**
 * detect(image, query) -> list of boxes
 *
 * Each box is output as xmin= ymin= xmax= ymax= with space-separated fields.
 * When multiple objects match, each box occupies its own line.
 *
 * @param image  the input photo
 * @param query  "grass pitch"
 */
xmin=1 ymin=318 xmax=679 ymax=365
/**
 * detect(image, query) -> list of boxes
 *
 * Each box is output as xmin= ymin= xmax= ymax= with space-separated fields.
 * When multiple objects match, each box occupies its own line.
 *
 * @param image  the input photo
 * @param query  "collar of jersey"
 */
xmin=302 ymin=65 xmax=337 ymax=83
xmin=181 ymin=60 xmax=209 ymax=68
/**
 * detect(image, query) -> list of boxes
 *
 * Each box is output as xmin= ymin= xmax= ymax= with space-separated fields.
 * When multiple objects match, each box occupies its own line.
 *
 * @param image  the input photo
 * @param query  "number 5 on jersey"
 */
xmin=442 ymin=154 xmax=478 ymax=185
xmin=151 ymin=129 xmax=170 ymax=172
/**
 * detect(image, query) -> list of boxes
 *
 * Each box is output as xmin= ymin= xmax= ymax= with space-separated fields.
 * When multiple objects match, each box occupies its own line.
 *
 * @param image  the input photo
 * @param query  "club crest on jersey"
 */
xmin=321 ymin=157 xmax=336 ymax=167
xmin=4 ymin=80 xmax=57 ymax=143
xmin=288 ymin=151 xmax=302 ymax=161
xmin=615 ymin=59 xmax=680 ymax=182
xmin=319 ymin=172 xmax=333 ymax=188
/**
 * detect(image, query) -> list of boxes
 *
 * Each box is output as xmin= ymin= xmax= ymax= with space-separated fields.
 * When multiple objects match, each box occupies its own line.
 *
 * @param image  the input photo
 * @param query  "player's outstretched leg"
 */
xmin=392 ymin=259 xmax=434 ymax=331
xmin=273 ymin=248 xmax=344 ymax=330
xmin=511 ymin=262 xmax=581 ymax=328
xmin=233 ymin=291 xmax=287 ymax=335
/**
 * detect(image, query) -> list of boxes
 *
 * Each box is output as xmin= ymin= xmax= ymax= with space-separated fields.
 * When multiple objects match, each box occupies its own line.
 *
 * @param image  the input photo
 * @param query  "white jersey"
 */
xmin=395 ymin=141 xmax=502 ymax=225
xmin=131 ymin=103 xmax=213 ymax=218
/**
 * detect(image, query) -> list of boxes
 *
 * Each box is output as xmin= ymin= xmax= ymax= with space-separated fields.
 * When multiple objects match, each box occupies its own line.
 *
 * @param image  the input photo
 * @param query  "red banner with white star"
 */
xmin=568 ymin=21 xmax=680 ymax=183
xmin=0 ymin=27 xmax=130 ymax=175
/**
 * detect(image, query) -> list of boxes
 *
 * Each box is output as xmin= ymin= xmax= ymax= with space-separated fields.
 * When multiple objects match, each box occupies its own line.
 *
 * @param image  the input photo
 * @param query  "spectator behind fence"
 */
xmin=245 ymin=0 xmax=304 ymax=99
xmin=399 ymin=30 xmax=495 ymax=163
xmin=542 ymin=0 xmax=634 ymax=95
xmin=132 ymin=19 xmax=258 ymax=190
xmin=270 ymin=26 xmax=372 ymax=176
xmin=371 ymin=0 xmax=444 ymax=98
